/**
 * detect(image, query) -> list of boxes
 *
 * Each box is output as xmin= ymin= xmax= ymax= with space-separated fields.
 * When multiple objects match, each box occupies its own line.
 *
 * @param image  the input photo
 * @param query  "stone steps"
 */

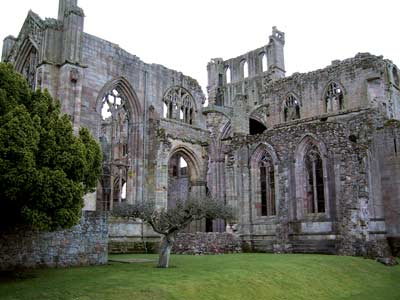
xmin=249 ymin=238 xmax=337 ymax=254
xmin=291 ymin=239 xmax=336 ymax=254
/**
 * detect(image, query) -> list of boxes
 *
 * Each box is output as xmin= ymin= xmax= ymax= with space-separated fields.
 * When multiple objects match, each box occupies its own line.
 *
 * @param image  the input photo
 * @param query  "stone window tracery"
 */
xmin=324 ymin=82 xmax=344 ymax=112
xmin=304 ymin=145 xmax=325 ymax=214
xmin=163 ymin=86 xmax=195 ymax=124
xmin=100 ymin=89 xmax=131 ymax=210
xmin=284 ymin=94 xmax=301 ymax=121
xmin=258 ymin=152 xmax=276 ymax=216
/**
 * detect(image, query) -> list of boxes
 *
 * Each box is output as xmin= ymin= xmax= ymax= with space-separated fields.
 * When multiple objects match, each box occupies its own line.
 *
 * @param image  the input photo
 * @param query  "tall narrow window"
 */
xmin=225 ymin=67 xmax=231 ymax=84
xmin=261 ymin=53 xmax=268 ymax=72
xmin=100 ymin=89 xmax=130 ymax=210
xmin=243 ymin=61 xmax=249 ymax=78
xmin=284 ymin=94 xmax=301 ymax=122
xmin=304 ymin=145 xmax=325 ymax=214
xmin=168 ymin=153 xmax=190 ymax=208
xmin=163 ymin=102 xmax=168 ymax=118
xmin=324 ymin=82 xmax=344 ymax=113
xmin=259 ymin=153 xmax=276 ymax=216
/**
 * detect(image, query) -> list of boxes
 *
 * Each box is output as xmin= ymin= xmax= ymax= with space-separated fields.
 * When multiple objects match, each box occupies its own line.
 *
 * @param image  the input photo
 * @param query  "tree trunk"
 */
xmin=158 ymin=234 xmax=175 ymax=268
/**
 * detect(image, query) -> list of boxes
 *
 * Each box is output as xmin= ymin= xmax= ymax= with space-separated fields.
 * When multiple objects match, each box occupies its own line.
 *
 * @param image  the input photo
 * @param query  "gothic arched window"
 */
xmin=100 ymin=89 xmax=131 ymax=210
xmin=259 ymin=152 xmax=276 ymax=216
xmin=19 ymin=47 xmax=38 ymax=90
xmin=304 ymin=145 xmax=325 ymax=214
xmin=163 ymin=86 xmax=195 ymax=124
xmin=261 ymin=53 xmax=268 ymax=72
xmin=225 ymin=66 xmax=231 ymax=84
xmin=324 ymin=82 xmax=344 ymax=113
xmin=284 ymin=94 xmax=301 ymax=121
xmin=243 ymin=60 xmax=249 ymax=78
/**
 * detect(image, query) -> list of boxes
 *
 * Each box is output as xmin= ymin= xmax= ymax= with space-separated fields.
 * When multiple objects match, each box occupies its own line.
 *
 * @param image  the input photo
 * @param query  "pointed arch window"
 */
xmin=20 ymin=47 xmax=38 ymax=90
xmin=284 ymin=94 xmax=301 ymax=121
xmin=163 ymin=86 xmax=195 ymax=124
xmin=99 ymin=89 xmax=131 ymax=210
xmin=261 ymin=53 xmax=268 ymax=72
xmin=225 ymin=66 xmax=231 ymax=84
xmin=304 ymin=145 xmax=325 ymax=214
xmin=259 ymin=152 xmax=276 ymax=216
xmin=243 ymin=60 xmax=249 ymax=78
xmin=324 ymin=82 xmax=344 ymax=112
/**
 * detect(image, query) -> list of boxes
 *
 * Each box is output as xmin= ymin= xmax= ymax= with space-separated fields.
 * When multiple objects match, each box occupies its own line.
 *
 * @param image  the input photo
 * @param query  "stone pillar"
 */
xmin=232 ymin=94 xmax=249 ymax=135
xmin=266 ymin=26 xmax=285 ymax=80
xmin=207 ymin=58 xmax=224 ymax=106
xmin=58 ymin=0 xmax=78 ymax=21
xmin=61 ymin=5 xmax=84 ymax=64
xmin=58 ymin=65 xmax=84 ymax=133
xmin=1 ymin=35 xmax=16 ymax=62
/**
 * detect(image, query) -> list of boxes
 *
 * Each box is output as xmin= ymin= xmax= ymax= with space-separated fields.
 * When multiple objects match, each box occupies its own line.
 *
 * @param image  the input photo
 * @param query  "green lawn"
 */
xmin=0 ymin=254 xmax=399 ymax=300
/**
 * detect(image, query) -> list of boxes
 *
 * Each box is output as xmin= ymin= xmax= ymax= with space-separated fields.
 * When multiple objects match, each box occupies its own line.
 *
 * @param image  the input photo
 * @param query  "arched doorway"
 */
xmin=167 ymin=147 xmax=206 ymax=232
xmin=168 ymin=154 xmax=190 ymax=208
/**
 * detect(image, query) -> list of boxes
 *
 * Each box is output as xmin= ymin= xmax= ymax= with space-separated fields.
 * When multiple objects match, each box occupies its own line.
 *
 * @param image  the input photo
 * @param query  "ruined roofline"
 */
xmin=214 ymin=26 xmax=285 ymax=65
xmin=82 ymin=32 xmax=203 ymax=92
xmin=229 ymin=107 xmax=383 ymax=143
xmin=273 ymin=52 xmax=397 ymax=85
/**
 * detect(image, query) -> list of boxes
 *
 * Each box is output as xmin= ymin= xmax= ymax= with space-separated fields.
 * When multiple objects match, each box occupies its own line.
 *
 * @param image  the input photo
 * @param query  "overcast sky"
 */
xmin=1 ymin=0 xmax=400 ymax=96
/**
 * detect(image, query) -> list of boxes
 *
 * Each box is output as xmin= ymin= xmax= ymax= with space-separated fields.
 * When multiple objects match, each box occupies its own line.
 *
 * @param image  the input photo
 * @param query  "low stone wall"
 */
xmin=108 ymin=218 xmax=160 ymax=254
xmin=0 ymin=211 xmax=108 ymax=270
xmin=172 ymin=233 xmax=242 ymax=254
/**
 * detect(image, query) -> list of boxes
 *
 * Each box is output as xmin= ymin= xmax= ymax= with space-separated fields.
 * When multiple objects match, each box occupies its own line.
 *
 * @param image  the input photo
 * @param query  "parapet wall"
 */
xmin=0 ymin=211 xmax=108 ymax=270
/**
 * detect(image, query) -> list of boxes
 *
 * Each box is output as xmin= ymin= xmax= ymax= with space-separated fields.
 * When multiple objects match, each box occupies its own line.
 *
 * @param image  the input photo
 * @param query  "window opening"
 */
xmin=325 ymin=82 xmax=344 ymax=112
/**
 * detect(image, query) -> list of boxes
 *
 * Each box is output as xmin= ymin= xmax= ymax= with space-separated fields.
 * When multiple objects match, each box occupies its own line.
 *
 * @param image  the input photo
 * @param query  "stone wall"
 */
xmin=172 ymin=233 xmax=242 ymax=255
xmin=218 ymin=109 xmax=395 ymax=256
xmin=0 ymin=211 xmax=108 ymax=270
xmin=108 ymin=218 xmax=160 ymax=254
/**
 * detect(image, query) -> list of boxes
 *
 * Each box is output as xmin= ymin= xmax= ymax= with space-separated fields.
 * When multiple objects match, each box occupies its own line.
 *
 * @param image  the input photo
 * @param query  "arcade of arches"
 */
xmin=3 ymin=1 xmax=400 ymax=256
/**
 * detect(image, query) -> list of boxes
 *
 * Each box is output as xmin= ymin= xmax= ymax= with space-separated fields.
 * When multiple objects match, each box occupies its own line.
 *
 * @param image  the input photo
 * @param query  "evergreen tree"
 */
xmin=0 ymin=63 xmax=102 ymax=232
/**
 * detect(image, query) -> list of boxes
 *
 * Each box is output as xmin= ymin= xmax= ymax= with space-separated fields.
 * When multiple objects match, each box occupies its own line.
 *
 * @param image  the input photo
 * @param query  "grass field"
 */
xmin=0 ymin=254 xmax=399 ymax=300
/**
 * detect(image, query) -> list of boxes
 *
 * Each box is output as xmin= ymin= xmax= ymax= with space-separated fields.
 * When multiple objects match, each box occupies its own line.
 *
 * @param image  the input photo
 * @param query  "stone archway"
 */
xmin=294 ymin=134 xmax=330 ymax=220
xmin=95 ymin=77 xmax=143 ymax=210
xmin=15 ymin=38 xmax=39 ymax=90
xmin=167 ymin=146 xmax=206 ymax=232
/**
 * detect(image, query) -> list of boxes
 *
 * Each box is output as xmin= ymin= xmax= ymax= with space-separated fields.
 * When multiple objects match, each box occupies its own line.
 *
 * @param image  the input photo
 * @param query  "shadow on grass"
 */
xmin=0 ymin=270 xmax=36 ymax=283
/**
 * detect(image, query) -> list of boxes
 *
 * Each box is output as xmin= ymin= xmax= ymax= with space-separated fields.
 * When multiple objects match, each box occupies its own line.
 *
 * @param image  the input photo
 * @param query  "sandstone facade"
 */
xmin=2 ymin=0 xmax=400 ymax=256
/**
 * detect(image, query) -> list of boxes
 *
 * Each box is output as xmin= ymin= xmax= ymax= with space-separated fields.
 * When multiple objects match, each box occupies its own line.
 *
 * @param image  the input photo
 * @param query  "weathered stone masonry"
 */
xmin=0 ymin=212 xmax=108 ymax=270
xmin=205 ymin=32 xmax=400 ymax=255
xmin=2 ymin=0 xmax=400 ymax=257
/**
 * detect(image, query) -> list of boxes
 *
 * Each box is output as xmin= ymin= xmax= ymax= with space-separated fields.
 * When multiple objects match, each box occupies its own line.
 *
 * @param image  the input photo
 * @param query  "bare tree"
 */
xmin=113 ymin=196 xmax=235 ymax=268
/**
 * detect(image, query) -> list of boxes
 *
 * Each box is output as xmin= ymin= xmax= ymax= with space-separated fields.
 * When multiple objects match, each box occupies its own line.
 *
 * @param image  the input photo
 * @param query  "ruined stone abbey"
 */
xmin=2 ymin=0 xmax=400 ymax=257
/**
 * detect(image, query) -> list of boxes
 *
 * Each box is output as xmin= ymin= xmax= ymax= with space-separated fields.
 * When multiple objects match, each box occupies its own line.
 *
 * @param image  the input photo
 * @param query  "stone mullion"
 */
xmin=118 ymin=167 xmax=122 ymax=203
xmin=109 ymin=117 xmax=116 ymax=210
